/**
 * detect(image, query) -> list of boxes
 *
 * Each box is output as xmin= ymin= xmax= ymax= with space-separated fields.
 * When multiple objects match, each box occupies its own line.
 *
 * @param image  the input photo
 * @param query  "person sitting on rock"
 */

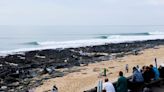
xmin=143 ymin=66 xmax=151 ymax=83
xmin=136 ymin=65 xmax=141 ymax=72
xmin=132 ymin=67 xmax=144 ymax=83
xmin=141 ymin=66 xmax=146 ymax=73
xmin=150 ymin=64 xmax=160 ymax=80
xmin=129 ymin=67 xmax=144 ymax=91
xmin=116 ymin=71 xmax=127 ymax=92
xmin=158 ymin=64 xmax=164 ymax=78
xmin=102 ymin=78 xmax=115 ymax=92
xmin=149 ymin=65 xmax=155 ymax=80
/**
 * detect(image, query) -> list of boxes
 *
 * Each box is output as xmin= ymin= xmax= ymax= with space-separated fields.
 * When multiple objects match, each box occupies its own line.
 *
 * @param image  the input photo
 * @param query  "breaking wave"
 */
xmin=1 ymin=31 xmax=164 ymax=55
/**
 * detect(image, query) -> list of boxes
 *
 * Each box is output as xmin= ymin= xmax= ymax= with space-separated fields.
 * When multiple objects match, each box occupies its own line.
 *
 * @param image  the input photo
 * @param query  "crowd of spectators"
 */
xmin=101 ymin=64 xmax=164 ymax=92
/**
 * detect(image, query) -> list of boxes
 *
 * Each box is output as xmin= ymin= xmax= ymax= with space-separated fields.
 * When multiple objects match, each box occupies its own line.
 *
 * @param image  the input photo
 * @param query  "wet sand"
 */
xmin=35 ymin=45 xmax=164 ymax=92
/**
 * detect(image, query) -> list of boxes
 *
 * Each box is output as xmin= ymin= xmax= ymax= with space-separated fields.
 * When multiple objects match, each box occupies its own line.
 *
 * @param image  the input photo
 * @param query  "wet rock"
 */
xmin=55 ymin=63 xmax=68 ymax=69
xmin=1 ymin=39 xmax=164 ymax=91
xmin=8 ymin=82 xmax=20 ymax=87
xmin=9 ymin=89 xmax=15 ymax=92
xmin=30 ymin=63 xmax=40 ymax=68
xmin=35 ymin=54 xmax=46 ymax=59
xmin=22 ymin=80 xmax=30 ymax=85
xmin=0 ymin=86 xmax=7 ymax=91
xmin=42 ymin=67 xmax=55 ymax=74
xmin=4 ymin=77 xmax=19 ymax=83
xmin=8 ymin=73 xmax=19 ymax=78
xmin=45 ymin=68 xmax=53 ymax=74
xmin=28 ymin=70 xmax=37 ymax=77
xmin=50 ymin=71 xmax=65 ymax=78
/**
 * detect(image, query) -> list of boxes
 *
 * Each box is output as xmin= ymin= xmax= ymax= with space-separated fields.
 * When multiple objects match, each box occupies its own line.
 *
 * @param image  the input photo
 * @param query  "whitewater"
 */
xmin=0 ymin=31 xmax=164 ymax=55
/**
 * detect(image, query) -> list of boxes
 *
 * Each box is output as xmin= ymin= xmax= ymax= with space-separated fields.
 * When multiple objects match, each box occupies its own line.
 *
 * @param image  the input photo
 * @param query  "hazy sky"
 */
xmin=0 ymin=0 xmax=164 ymax=25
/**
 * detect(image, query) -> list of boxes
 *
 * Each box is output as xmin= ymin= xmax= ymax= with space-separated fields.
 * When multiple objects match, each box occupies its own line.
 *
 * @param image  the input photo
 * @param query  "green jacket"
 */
xmin=116 ymin=76 xmax=128 ymax=92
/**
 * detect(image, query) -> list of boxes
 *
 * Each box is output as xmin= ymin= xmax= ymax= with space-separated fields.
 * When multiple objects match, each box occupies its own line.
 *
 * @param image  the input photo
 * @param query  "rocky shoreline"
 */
xmin=1 ymin=39 xmax=164 ymax=92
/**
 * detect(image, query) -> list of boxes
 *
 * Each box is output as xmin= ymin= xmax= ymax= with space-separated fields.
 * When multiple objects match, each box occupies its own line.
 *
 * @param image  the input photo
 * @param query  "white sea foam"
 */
xmin=148 ymin=31 xmax=164 ymax=35
xmin=0 ymin=33 xmax=164 ymax=55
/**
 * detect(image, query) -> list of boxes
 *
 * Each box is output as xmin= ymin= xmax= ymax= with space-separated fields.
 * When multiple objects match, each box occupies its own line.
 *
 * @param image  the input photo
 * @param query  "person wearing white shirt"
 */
xmin=102 ymin=78 xmax=115 ymax=92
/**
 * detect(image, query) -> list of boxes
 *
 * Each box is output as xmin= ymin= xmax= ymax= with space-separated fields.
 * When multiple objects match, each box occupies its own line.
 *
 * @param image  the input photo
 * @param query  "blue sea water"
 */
xmin=0 ymin=25 xmax=164 ymax=54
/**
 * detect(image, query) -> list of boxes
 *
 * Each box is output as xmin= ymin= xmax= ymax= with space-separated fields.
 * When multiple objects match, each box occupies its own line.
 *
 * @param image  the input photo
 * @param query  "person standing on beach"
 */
xmin=103 ymin=68 xmax=107 ymax=76
xmin=125 ymin=64 xmax=129 ymax=73
xmin=102 ymin=78 xmax=115 ymax=92
xmin=51 ymin=85 xmax=58 ymax=92
xmin=116 ymin=71 xmax=127 ymax=92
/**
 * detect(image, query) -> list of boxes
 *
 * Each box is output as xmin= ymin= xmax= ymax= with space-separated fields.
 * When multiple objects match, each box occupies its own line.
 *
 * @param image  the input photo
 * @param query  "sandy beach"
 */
xmin=34 ymin=45 xmax=164 ymax=92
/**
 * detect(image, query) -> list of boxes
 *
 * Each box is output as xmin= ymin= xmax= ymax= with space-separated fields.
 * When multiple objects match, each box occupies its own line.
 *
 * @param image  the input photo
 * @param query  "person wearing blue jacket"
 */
xmin=150 ymin=64 xmax=160 ymax=80
xmin=132 ymin=67 xmax=144 ymax=83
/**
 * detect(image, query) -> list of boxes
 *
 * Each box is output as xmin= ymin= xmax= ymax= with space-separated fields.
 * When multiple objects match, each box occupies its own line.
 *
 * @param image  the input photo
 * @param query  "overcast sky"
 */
xmin=0 ymin=0 xmax=164 ymax=25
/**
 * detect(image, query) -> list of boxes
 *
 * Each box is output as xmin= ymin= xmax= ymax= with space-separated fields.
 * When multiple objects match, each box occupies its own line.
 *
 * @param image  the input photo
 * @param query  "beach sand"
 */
xmin=35 ymin=45 xmax=164 ymax=92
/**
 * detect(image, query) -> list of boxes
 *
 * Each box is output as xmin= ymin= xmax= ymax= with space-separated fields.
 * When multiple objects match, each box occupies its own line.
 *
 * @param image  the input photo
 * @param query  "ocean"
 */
xmin=0 ymin=25 xmax=164 ymax=55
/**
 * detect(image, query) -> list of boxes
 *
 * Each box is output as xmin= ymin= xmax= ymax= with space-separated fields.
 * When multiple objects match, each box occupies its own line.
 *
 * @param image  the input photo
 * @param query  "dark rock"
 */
xmin=1 ymin=39 xmax=164 ymax=91
xmin=8 ymin=73 xmax=19 ymax=78
xmin=30 ymin=63 xmax=39 ymax=68
xmin=8 ymin=82 xmax=20 ymax=87
xmin=45 ymin=68 xmax=53 ymax=74
xmin=55 ymin=63 xmax=68 ymax=69
xmin=28 ymin=70 xmax=37 ymax=77
xmin=50 ymin=71 xmax=65 ymax=78
xmin=4 ymin=77 xmax=19 ymax=83
xmin=0 ymin=86 xmax=7 ymax=91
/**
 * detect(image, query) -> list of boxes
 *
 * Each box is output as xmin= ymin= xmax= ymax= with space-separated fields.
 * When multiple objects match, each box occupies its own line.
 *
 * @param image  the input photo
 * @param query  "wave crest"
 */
xmin=24 ymin=42 xmax=39 ymax=45
xmin=148 ymin=31 xmax=164 ymax=35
